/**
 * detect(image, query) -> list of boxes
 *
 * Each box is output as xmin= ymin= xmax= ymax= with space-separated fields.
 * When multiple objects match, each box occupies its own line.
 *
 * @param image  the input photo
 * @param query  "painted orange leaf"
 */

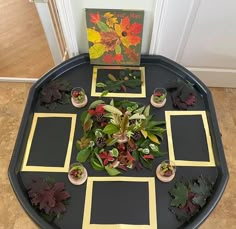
xmin=124 ymin=47 xmax=139 ymax=62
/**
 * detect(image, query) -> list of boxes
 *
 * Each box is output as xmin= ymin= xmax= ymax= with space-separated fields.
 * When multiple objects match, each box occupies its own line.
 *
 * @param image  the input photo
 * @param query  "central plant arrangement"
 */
xmin=76 ymin=99 xmax=166 ymax=175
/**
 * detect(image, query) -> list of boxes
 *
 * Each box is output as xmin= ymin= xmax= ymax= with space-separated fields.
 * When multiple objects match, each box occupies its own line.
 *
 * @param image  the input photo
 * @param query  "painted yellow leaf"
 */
xmin=89 ymin=44 xmax=105 ymax=59
xmin=87 ymin=28 xmax=101 ymax=43
xmin=141 ymin=129 xmax=148 ymax=139
xmin=121 ymin=36 xmax=130 ymax=48
xmin=106 ymin=17 xmax=118 ymax=28
xmin=114 ymin=24 xmax=122 ymax=36
xmin=104 ymin=12 xmax=114 ymax=19
xmin=148 ymin=132 xmax=160 ymax=144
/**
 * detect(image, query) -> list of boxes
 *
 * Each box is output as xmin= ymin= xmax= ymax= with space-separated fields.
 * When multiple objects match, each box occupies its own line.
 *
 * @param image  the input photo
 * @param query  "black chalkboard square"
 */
xmin=165 ymin=111 xmax=215 ymax=166
xmin=91 ymin=66 xmax=146 ymax=98
xmin=21 ymin=113 xmax=77 ymax=172
xmin=82 ymin=177 xmax=157 ymax=229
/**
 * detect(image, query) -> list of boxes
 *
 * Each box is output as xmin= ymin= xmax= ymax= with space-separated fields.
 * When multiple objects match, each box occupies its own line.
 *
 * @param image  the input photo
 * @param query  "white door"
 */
xmin=150 ymin=0 xmax=236 ymax=88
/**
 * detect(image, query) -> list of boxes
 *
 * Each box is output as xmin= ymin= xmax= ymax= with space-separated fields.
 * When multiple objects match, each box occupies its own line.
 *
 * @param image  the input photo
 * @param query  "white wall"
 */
xmin=69 ymin=0 xmax=156 ymax=54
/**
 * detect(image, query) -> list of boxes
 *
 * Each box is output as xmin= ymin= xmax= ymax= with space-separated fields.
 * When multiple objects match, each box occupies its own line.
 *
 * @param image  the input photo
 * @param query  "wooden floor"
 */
xmin=0 ymin=0 xmax=54 ymax=78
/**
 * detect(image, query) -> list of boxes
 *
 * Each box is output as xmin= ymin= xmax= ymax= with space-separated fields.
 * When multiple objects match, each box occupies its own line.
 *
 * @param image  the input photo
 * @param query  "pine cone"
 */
xmin=96 ymin=114 xmax=104 ymax=123
xmin=129 ymin=119 xmax=136 ymax=125
xmin=132 ymin=131 xmax=141 ymax=141
xmin=96 ymin=137 xmax=106 ymax=148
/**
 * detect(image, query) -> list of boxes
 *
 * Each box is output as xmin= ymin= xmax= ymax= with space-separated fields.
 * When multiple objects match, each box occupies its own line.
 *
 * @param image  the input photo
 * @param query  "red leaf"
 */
xmin=27 ymin=178 xmax=70 ymax=216
xmin=88 ymin=109 xmax=96 ymax=116
xmin=118 ymin=164 xmax=127 ymax=171
xmin=129 ymin=23 xmax=143 ymax=35
xmin=184 ymin=94 xmax=196 ymax=106
xmin=99 ymin=151 xmax=108 ymax=159
xmin=99 ymin=151 xmax=114 ymax=165
xmin=90 ymin=12 xmax=100 ymax=24
xmin=114 ymin=54 xmax=123 ymax=63
xmin=96 ymin=104 xmax=105 ymax=114
xmin=143 ymin=154 xmax=154 ymax=160
xmin=89 ymin=104 xmax=106 ymax=116
xmin=103 ymin=54 xmax=114 ymax=64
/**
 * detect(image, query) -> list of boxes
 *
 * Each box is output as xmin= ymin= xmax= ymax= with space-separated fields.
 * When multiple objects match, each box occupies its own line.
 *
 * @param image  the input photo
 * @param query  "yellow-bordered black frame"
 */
xmin=91 ymin=66 xmax=146 ymax=98
xmin=165 ymin=111 xmax=215 ymax=166
xmin=21 ymin=113 xmax=77 ymax=172
xmin=82 ymin=177 xmax=157 ymax=229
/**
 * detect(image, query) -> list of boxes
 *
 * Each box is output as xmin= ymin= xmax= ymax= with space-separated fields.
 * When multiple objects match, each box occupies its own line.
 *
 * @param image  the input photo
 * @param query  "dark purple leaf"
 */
xmin=27 ymin=178 xmax=70 ymax=217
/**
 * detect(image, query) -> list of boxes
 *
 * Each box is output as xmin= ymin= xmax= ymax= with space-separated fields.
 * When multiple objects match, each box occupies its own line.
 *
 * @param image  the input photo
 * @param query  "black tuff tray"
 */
xmin=8 ymin=54 xmax=228 ymax=229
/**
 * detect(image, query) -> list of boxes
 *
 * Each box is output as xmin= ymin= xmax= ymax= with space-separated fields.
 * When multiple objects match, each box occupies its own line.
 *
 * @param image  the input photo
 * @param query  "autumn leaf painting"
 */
xmin=86 ymin=9 xmax=144 ymax=65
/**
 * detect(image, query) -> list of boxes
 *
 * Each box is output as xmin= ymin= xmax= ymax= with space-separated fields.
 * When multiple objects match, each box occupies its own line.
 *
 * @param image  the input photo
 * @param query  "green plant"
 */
xmin=160 ymin=161 xmax=175 ymax=177
xmin=153 ymin=88 xmax=167 ymax=103
xmin=169 ymin=176 xmax=214 ymax=222
xmin=96 ymin=69 xmax=142 ymax=94
xmin=76 ymin=99 xmax=166 ymax=175
xmin=69 ymin=164 xmax=85 ymax=179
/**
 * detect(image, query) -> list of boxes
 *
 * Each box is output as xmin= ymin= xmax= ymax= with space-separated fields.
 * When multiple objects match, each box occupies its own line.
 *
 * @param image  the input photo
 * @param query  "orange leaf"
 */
xmin=124 ymin=47 xmax=139 ymax=62
xmin=128 ymin=35 xmax=141 ymax=46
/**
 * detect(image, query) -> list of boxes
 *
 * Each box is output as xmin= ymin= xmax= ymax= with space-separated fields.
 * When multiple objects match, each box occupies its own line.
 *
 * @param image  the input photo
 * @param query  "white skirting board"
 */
xmin=187 ymin=67 xmax=236 ymax=88
xmin=0 ymin=77 xmax=38 ymax=83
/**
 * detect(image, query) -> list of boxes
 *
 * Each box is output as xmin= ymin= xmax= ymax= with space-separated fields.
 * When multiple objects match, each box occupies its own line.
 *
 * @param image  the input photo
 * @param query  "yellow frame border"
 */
xmin=165 ymin=111 xmax=215 ymax=167
xmin=91 ymin=66 xmax=146 ymax=98
xmin=83 ymin=177 xmax=157 ymax=229
xmin=21 ymin=113 xmax=77 ymax=172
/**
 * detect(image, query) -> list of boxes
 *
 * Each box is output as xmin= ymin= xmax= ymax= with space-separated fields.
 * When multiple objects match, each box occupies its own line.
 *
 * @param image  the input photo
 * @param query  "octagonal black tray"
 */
xmin=8 ymin=54 xmax=228 ymax=229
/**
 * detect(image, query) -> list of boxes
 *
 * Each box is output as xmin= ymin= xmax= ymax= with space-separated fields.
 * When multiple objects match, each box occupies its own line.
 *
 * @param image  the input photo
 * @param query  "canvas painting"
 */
xmin=85 ymin=9 xmax=144 ymax=66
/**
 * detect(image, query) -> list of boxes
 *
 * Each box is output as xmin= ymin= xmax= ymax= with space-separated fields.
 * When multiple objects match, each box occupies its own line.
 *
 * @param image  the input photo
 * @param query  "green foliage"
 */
xmin=97 ymin=69 xmax=142 ymax=94
xmin=76 ymin=148 xmax=91 ymax=163
xmin=76 ymin=99 xmax=166 ymax=176
xmin=103 ymin=124 xmax=119 ymax=134
xmin=105 ymin=166 xmax=121 ymax=176
xmin=169 ymin=176 xmax=214 ymax=223
xmin=169 ymin=182 xmax=188 ymax=207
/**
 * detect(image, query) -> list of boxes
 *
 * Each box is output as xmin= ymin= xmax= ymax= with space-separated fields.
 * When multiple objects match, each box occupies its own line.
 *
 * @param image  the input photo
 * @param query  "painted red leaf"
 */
xmin=90 ymin=12 xmax=101 ymax=24
xmin=114 ymin=54 xmax=124 ymax=63
xmin=129 ymin=23 xmax=143 ymax=35
xmin=103 ymin=54 xmax=114 ymax=64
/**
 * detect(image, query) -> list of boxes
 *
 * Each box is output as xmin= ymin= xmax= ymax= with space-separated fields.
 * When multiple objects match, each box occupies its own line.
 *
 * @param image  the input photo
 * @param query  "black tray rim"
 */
xmin=8 ymin=53 xmax=229 ymax=229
